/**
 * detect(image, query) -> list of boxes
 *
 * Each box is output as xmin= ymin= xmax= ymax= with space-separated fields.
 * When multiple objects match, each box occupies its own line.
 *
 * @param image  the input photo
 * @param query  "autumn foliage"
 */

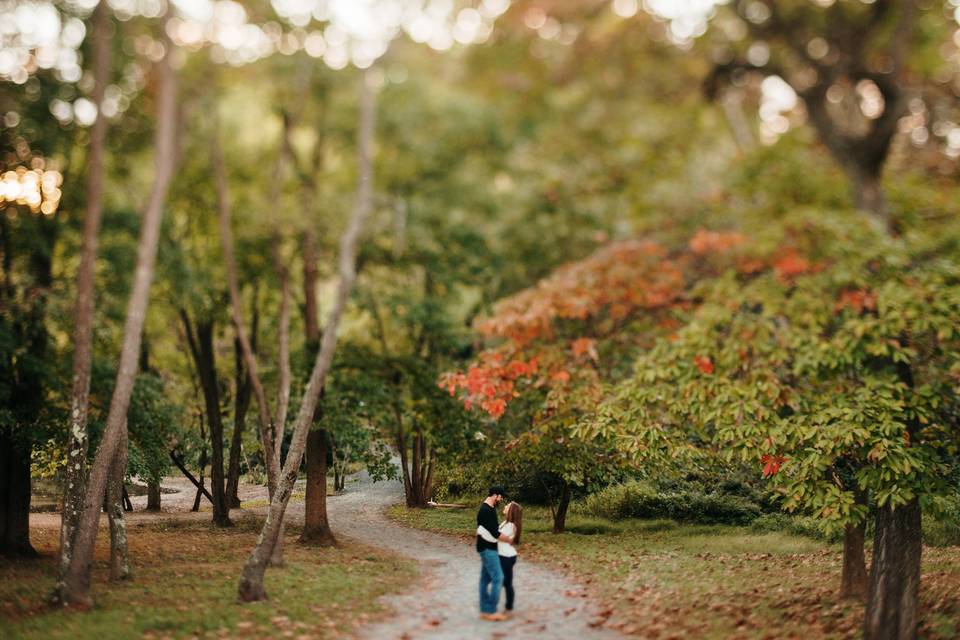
xmin=440 ymin=231 xmax=749 ymax=426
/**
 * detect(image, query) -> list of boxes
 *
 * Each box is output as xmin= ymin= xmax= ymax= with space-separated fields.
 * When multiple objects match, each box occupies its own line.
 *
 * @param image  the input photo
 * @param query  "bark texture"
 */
xmin=552 ymin=481 xmax=572 ymax=534
xmin=56 ymin=33 xmax=177 ymax=608
xmin=841 ymin=519 xmax=868 ymax=598
xmin=146 ymin=481 xmax=161 ymax=511
xmin=106 ymin=430 xmax=131 ymax=581
xmin=863 ymin=498 xmax=922 ymax=640
xmin=238 ymin=71 xmax=376 ymax=602
xmin=300 ymin=429 xmax=336 ymax=545
xmin=60 ymin=0 xmax=112 ymax=577
xmin=180 ymin=312 xmax=231 ymax=527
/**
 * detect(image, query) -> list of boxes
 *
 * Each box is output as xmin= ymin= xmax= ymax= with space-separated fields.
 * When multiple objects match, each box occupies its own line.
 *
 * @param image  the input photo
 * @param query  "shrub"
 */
xmin=923 ymin=495 xmax=960 ymax=547
xmin=578 ymin=480 xmax=763 ymax=526
xmin=750 ymin=513 xmax=840 ymax=543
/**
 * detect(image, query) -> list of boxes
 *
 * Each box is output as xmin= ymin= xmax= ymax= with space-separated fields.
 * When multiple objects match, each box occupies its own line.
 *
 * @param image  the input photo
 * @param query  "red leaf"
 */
xmin=760 ymin=454 xmax=787 ymax=478
xmin=694 ymin=355 xmax=714 ymax=375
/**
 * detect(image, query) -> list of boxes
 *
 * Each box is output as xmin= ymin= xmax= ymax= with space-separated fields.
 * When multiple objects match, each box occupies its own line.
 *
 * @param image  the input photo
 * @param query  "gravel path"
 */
xmin=30 ymin=472 xmax=620 ymax=640
xmin=326 ymin=471 xmax=620 ymax=640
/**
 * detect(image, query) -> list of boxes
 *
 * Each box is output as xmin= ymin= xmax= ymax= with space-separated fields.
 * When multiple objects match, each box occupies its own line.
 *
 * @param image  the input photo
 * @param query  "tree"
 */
xmin=179 ymin=311 xmax=231 ymax=527
xmin=442 ymin=234 xmax=744 ymax=530
xmin=238 ymin=68 xmax=376 ymax=603
xmin=60 ymin=0 xmax=113 ymax=576
xmin=56 ymin=20 xmax=178 ymax=607
xmin=700 ymin=0 xmax=957 ymax=230
xmin=587 ymin=211 xmax=960 ymax=640
xmin=212 ymin=102 xmax=294 ymax=562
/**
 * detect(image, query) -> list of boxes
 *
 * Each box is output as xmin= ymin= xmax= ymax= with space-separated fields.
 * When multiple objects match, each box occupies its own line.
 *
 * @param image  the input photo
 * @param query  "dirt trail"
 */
xmin=323 ymin=471 xmax=620 ymax=640
xmin=30 ymin=472 xmax=620 ymax=640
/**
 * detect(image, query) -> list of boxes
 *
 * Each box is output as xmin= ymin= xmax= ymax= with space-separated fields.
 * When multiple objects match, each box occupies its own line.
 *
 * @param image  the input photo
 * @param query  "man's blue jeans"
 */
xmin=478 ymin=549 xmax=504 ymax=614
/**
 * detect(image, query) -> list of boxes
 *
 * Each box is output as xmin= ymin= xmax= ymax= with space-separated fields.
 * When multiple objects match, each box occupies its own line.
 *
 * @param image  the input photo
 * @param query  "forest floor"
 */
xmin=3 ymin=476 xmax=411 ymax=639
xmin=388 ymin=505 xmax=960 ymax=639
xmin=5 ymin=471 xmax=617 ymax=640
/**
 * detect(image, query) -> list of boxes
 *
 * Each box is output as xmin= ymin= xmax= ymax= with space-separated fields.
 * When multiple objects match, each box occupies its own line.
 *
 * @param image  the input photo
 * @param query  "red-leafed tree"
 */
xmin=441 ymin=231 xmax=748 ymax=531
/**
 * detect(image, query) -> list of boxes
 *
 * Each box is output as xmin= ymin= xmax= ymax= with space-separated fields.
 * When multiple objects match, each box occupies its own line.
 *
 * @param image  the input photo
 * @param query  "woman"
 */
xmin=498 ymin=501 xmax=522 ymax=614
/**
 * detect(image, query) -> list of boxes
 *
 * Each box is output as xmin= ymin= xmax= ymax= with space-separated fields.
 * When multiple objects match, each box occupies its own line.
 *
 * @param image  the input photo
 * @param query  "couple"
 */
xmin=475 ymin=485 xmax=523 ymax=621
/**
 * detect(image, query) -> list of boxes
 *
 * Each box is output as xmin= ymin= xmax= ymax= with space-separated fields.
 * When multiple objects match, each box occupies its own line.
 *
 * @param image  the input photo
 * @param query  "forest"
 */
xmin=1 ymin=1 xmax=960 ymax=639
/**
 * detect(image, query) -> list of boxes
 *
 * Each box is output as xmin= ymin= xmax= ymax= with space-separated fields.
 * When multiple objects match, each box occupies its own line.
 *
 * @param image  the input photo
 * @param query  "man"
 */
xmin=476 ymin=485 xmax=510 ymax=621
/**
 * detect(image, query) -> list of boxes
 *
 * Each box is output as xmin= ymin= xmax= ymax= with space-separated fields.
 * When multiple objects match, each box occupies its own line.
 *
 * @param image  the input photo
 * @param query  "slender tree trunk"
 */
xmin=302 ymin=229 xmax=320 ymax=347
xmin=863 ymin=498 xmax=922 ymax=640
xmin=397 ymin=426 xmax=413 ymax=507
xmin=227 ymin=298 xmax=258 ymax=509
xmin=553 ymin=481 xmax=572 ymax=534
xmin=192 ymin=416 xmax=207 ymax=513
xmin=56 ymin=33 xmax=177 ymax=608
xmin=269 ymin=238 xmax=293 ymax=566
xmin=169 ymin=450 xmax=214 ymax=506
xmin=300 ymin=429 xmax=336 ymax=545
xmin=146 ymin=481 xmax=161 ymax=511
xmin=301 ymin=225 xmax=335 ymax=545
xmin=181 ymin=313 xmax=231 ymax=527
xmin=106 ymin=430 xmax=130 ymax=582
xmin=227 ymin=343 xmax=250 ymax=509
xmin=238 ymin=71 xmax=377 ymax=602
xmin=213 ymin=114 xmax=279 ymax=505
xmin=422 ymin=445 xmax=434 ymax=505
xmin=0 ymin=430 xmax=36 ymax=557
xmin=406 ymin=429 xmax=431 ymax=508
xmin=60 ymin=0 xmax=112 ymax=578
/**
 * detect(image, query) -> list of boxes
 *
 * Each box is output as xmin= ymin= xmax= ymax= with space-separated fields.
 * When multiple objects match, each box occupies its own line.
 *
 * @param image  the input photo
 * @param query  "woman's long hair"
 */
xmin=505 ymin=502 xmax=522 ymax=546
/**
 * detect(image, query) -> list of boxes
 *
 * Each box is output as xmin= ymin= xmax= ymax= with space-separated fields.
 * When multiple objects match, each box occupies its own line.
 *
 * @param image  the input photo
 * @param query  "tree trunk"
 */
xmin=863 ymin=498 xmax=922 ymax=640
xmin=60 ymin=0 xmax=112 ymax=578
xmin=192 ymin=420 xmax=207 ymax=513
xmin=302 ymin=228 xmax=320 ymax=347
xmin=394 ymin=409 xmax=414 ymax=507
xmin=56 ymin=32 xmax=177 ymax=608
xmin=213 ymin=103 xmax=286 ymax=571
xmin=553 ymin=481 xmax=571 ymax=534
xmin=238 ymin=70 xmax=376 ymax=603
xmin=301 ymin=235 xmax=334 ymax=544
xmin=181 ymin=313 xmax=231 ymax=527
xmin=850 ymin=167 xmax=890 ymax=227
xmin=405 ymin=430 xmax=432 ymax=508
xmin=106 ymin=430 xmax=131 ymax=582
xmin=300 ymin=429 xmax=336 ymax=545
xmin=0 ymin=430 xmax=36 ymax=557
xmin=268 ymin=236 xmax=293 ymax=567
xmin=841 ymin=519 xmax=868 ymax=598
xmin=169 ymin=450 xmax=214 ymax=506
xmin=227 ymin=296 xmax=258 ymax=509
xmin=146 ymin=481 xmax=161 ymax=511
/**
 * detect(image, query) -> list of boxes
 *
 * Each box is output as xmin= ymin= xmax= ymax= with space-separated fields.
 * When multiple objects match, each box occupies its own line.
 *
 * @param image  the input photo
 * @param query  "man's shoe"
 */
xmin=481 ymin=613 xmax=508 ymax=622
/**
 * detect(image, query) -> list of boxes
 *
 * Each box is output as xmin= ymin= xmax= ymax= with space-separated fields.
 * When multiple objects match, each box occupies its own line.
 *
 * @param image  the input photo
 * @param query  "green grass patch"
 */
xmin=2 ymin=517 xmax=415 ymax=640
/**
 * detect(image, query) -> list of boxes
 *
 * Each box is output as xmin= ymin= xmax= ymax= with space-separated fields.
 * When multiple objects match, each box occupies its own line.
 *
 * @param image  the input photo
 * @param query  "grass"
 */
xmin=2 ymin=516 xmax=415 ymax=640
xmin=389 ymin=503 xmax=960 ymax=639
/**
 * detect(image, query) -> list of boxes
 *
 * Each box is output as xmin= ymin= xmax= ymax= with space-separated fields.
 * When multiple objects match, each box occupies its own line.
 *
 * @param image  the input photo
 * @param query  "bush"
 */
xmin=578 ymin=480 xmax=763 ymax=526
xmin=923 ymin=495 xmax=960 ymax=547
xmin=750 ymin=513 xmax=840 ymax=543
xmin=431 ymin=462 xmax=486 ymax=503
